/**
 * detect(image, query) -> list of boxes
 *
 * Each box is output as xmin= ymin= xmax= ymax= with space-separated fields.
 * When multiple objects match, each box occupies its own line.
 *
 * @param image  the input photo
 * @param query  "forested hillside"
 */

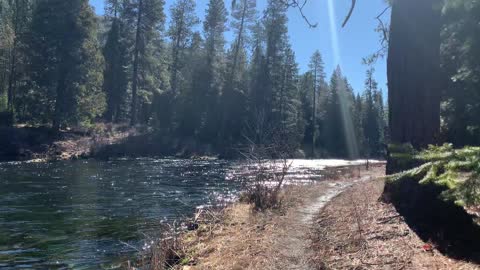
xmin=0 ymin=0 xmax=386 ymax=158
xmin=2 ymin=0 xmax=479 ymax=160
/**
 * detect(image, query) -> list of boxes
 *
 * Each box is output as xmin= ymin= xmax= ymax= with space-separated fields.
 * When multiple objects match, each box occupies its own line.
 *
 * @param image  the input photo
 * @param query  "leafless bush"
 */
xmin=239 ymin=147 xmax=292 ymax=210
xmin=239 ymin=113 xmax=295 ymax=211
xmin=125 ymin=207 xmax=229 ymax=270
xmin=125 ymin=224 xmax=185 ymax=270
xmin=190 ymin=207 xmax=227 ymax=238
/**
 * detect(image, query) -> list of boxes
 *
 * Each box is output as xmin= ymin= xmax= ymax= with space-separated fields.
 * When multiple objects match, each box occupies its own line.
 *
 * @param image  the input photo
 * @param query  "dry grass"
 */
xmin=309 ymin=178 xmax=480 ymax=270
xmin=238 ymin=184 xmax=284 ymax=211
xmin=173 ymin=166 xmax=385 ymax=270
xmin=124 ymin=222 xmax=186 ymax=270
xmin=175 ymin=199 xmax=289 ymax=269
xmin=125 ymin=165 xmax=480 ymax=270
xmin=172 ymin=184 xmax=325 ymax=270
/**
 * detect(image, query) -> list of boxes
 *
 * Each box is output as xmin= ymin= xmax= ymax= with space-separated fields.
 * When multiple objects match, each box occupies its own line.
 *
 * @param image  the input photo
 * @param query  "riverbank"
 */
xmin=136 ymin=164 xmax=480 ymax=270
xmin=0 ymin=124 xmax=139 ymax=162
xmin=0 ymin=124 xmax=247 ymax=162
xmin=126 ymin=165 xmax=380 ymax=269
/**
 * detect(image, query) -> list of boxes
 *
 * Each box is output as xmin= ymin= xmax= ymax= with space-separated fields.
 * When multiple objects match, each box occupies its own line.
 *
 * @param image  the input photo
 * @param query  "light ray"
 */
xmin=327 ymin=0 xmax=359 ymax=158
xmin=327 ymin=0 xmax=341 ymax=66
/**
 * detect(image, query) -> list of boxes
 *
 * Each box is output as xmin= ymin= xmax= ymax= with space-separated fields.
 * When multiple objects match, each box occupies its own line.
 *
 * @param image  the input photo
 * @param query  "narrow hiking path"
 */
xmin=269 ymin=168 xmax=384 ymax=270
xmin=274 ymin=180 xmax=371 ymax=269
xmin=178 ymin=165 xmax=386 ymax=270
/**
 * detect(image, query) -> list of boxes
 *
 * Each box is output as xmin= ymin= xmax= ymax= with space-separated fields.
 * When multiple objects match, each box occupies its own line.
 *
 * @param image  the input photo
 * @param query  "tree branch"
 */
xmin=281 ymin=0 xmax=318 ymax=28
xmin=342 ymin=0 xmax=356 ymax=28
xmin=376 ymin=6 xmax=390 ymax=45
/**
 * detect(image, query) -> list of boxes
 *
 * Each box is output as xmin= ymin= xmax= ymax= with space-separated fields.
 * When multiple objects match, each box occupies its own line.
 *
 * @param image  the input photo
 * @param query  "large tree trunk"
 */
xmin=387 ymin=0 xmax=441 ymax=173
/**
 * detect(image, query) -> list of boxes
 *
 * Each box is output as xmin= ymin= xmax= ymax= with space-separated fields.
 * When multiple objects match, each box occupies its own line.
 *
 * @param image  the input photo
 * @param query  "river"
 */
xmin=0 ymin=158 xmax=370 ymax=269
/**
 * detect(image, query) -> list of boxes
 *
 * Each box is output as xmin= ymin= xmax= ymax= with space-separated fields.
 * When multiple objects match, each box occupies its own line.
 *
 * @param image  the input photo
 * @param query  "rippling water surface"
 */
xmin=0 ymin=158 xmax=370 ymax=269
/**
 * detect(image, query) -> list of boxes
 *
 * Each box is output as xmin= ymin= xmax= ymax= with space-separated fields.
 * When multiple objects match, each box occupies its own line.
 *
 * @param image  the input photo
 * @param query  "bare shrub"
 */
xmin=239 ymin=149 xmax=292 ymax=210
xmin=239 ymin=112 xmax=295 ymax=211
xmin=125 ymin=207 xmax=228 ymax=270
xmin=125 ymin=224 xmax=185 ymax=270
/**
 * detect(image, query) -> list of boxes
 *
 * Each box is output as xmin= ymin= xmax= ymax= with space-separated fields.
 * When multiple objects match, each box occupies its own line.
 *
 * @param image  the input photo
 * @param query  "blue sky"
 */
xmin=89 ymin=0 xmax=389 ymax=95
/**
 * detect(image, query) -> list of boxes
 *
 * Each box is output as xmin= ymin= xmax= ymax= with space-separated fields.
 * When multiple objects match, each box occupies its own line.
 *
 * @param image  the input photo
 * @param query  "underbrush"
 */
xmin=238 ymin=142 xmax=292 ymax=211
xmin=239 ymin=184 xmax=283 ymax=211
xmin=124 ymin=223 xmax=184 ymax=270
xmin=126 ymin=238 xmax=182 ymax=270
xmin=386 ymin=143 xmax=480 ymax=209
xmin=125 ymin=208 xmax=226 ymax=270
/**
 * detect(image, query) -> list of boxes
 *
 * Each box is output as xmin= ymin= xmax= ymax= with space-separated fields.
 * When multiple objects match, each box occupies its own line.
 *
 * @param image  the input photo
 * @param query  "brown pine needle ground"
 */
xmin=309 ymin=178 xmax=479 ymax=269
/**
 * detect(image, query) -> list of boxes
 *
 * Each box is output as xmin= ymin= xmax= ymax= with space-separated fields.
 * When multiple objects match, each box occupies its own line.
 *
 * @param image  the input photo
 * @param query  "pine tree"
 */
xmin=342 ymin=76 xmax=359 ymax=158
xmin=177 ymin=31 xmax=204 ymax=137
xmin=103 ymin=0 xmax=130 ymax=123
xmin=308 ymin=50 xmax=326 ymax=157
xmin=220 ymin=42 xmax=249 ymax=147
xmin=198 ymin=0 xmax=228 ymax=141
xmin=227 ymin=0 xmax=256 ymax=83
xmin=0 ymin=0 xmax=32 ymax=121
xmin=353 ymin=93 xmax=364 ymax=155
xmin=388 ymin=0 xmax=441 ymax=150
xmin=246 ymin=21 xmax=266 ymax=120
xmin=324 ymin=68 xmax=343 ymax=156
xmin=220 ymin=0 xmax=256 ymax=146
xmin=299 ymin=72 xmax=314 ymax=145
xmin=276 ymin=46 xmax=302 ymax=148
xmin=362 ymin=68 xmax=381 ymax=158
xmin=0 ymin=0 xmax=14 ymax=111
xmin=263 ymin=0 xmax=288 ymax=119
xmin=442 ymin=0 xmax=480 ymax=146
xmin=324 ymin=67 xmax=358 ymax=158
xmin=27 ymin=0 xmax=105 ymax=129
xmin=374 ymin=88 xmax=386 ymax=153
xmin=125 ymin=0 xmax=166 ymax=126
xmin=387 ymin=0 xmax=442 ymax=173
xmin=168 ymin=0 xmax=199 ymax=96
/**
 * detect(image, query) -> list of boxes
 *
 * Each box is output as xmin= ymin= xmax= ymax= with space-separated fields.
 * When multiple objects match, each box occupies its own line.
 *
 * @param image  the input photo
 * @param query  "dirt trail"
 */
xmin=269 ymin=170 xmax=383 ymax=270
xmin=180 ymin=165 xmax=386 ymax=270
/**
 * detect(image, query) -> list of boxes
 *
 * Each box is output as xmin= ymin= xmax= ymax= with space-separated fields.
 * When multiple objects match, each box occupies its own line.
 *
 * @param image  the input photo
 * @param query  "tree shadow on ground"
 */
xmin=386 ymin=178 xmax=480 ymax=264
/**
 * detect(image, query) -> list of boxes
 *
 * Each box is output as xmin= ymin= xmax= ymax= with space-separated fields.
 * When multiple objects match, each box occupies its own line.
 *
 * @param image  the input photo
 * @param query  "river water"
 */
xmin=0 ymin=158 xmax=370 ymax=269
